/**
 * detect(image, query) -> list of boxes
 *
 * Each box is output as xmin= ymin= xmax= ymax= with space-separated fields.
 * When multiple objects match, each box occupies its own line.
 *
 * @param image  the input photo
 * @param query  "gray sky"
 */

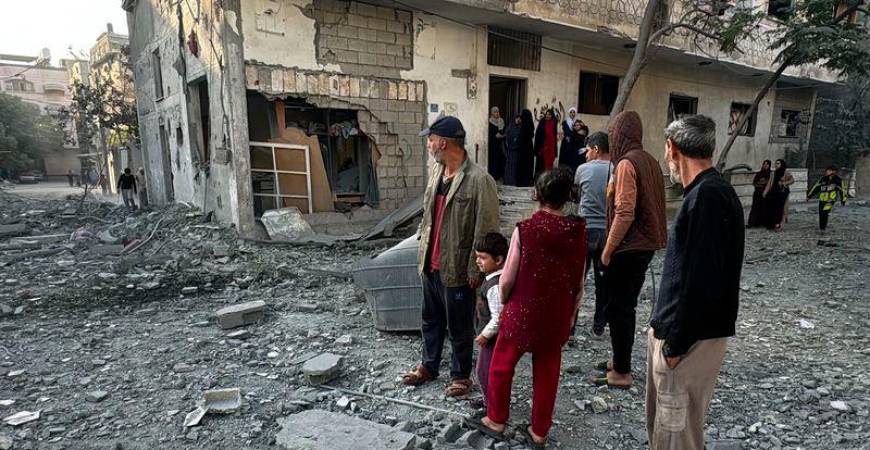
xmin=0 ymin=0 xmax=129 ymax=65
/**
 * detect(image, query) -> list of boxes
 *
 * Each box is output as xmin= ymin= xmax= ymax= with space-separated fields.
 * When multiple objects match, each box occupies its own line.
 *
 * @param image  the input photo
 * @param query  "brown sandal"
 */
xmin=445 ymin=379 xmax=472 ymax=397
xmin=402 ymin=365 xmax=434 ymax=386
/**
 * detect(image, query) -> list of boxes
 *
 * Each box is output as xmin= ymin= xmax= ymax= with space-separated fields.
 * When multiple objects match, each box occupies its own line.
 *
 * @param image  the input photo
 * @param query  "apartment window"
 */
xmin=4 ymin=79 xmax=34 ymax=92
xmin=668 ymin=94 xmax=698 ymax=123
xmin=729 ymin=103 xmax=757 ymax=136
xmin=778 ymin=109 xmax=801 ymax=138
xmin=768 ymin=0 xmax=792 ymax=19
xmin=487 ymin=27 xmax=542 ymax=71
xmin=152 ymin=49 xmax=164 ymax=99
xmin=578 ymin=72 xmax=620 ymax=115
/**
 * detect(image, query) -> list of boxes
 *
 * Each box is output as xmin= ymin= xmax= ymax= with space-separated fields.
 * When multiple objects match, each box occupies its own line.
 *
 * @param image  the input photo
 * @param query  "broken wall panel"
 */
xmin=245 ymin=62 xmax=427 ymax=211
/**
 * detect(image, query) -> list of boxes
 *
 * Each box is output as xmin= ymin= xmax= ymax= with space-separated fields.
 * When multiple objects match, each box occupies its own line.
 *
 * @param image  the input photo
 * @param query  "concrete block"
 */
xmin=396 ymin=10 xmax=411 ymax=22
xmin=397 ymin=82 xmax=408 ymax=101
xmin=376 ymin=31 xmax=396 ymax=44
xmin=245 ymin=65 xmax=259 ymax=89
xmin=257 ymin=67 xmax=272 ymax=91
xmin=203 ymin=388 xmax=241 ymax=414
xmin=376 ymin=6 xmax=396 ymax=20
xmin=347 ymin=13 xmax=368 ymax=28
xmin=358 ymin=28 xmax=378 ymax=42
xmin=0 ymin=224 xmax=28 ymax=238
xmin=395 ymin=34 xmax=411 ymax=45
xmin=349 ymin=77 xmax=360 ymax=97
xmin=296 ymin=72 xmax=308 ymax=93
xmin=385 ymin=44 xmax=404 ymax=56
xmin=396 ymin=57 xmax=412 ymax=68
xmin=367 ymin=17 xmax=387 ymax=31
xmin=271 ymin=69 xmax=284 ymax=93
xmin=359 ymin=79 xmax=370 ymax=97
xmin=283 ymin=68 xmax=297 ymax=93
xmin=387 ymin=21 xmax=407 ymax=34
xmin=387 ymin=82 xmax=398 ymax=99
xmin=215 ymin=300 xmax=266 ymax=329
xmin=85 ymin=390 xmax=109 ymax=403
xmin=276 ymin=409 xmax=416 ymax=450
xmin=416 ymin=82 xmax=425 ymax=101
xmin=359 ymin=53 xmax=378 ymax=66
xmin=353 ymin=2 xmax=378 ymax=17
xmin=369 ymin=79 xmax=381 ymax=98
xmin=301 ymin=353 xmax=342 ymax=385
xmin=348 ymin=39 xmax=368 ymax=52
xmin=336 ymin=50 xmax=359 ymax=64
xmin=326 ymin=36 xmax=349 ymax=50
xmin=318 ymin=73 xmax=330 ymax=95
xmin=336 ymin=25 xmax=358 ymax=39
xmin=367 ymin=42 xmax=387 ymax=54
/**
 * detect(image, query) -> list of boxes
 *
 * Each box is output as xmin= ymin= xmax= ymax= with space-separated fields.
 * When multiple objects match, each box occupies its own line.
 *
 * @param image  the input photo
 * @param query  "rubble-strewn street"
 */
xmin=1 ymin=186 xmax=869 ymax=450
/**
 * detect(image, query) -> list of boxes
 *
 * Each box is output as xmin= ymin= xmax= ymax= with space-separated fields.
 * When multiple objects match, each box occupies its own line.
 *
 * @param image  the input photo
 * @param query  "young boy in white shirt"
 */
xmin=473 ymin=232 xmax=508 ymax=402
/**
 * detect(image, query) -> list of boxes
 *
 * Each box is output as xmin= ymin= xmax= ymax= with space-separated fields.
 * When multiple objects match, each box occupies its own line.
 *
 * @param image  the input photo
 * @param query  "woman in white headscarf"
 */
xmin=488 ymin=106 xmax=506 ymax=181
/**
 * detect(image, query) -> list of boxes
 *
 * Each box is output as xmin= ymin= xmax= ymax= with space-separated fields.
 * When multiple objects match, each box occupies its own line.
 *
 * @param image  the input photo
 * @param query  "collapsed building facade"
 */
xmin=122 ymin=0 xmax=839 ymax=237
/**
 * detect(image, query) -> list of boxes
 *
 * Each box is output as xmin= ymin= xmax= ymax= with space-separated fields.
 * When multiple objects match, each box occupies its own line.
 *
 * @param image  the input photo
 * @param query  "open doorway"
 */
xmin=489 ymin=76 xmax=527 ymax=124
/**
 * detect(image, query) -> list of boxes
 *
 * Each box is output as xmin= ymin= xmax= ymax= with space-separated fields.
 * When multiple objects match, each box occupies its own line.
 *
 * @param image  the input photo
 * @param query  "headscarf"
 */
xmin=565 ymin=107 xmax=577 ymax=128
xmin=608 ymin=111 xmax=644 ymax=162
xmin=505 ymin=114 xmax=522 ymax=148
xmin=772 ymin=159 xmax=787 ymax=187
xmin=520 ymin=109 xmax=535 ymax=138
xmin=489 ymin=107 xmax=505 ymax=130
xmin=753 ymin=160 xmax=771 ymax=185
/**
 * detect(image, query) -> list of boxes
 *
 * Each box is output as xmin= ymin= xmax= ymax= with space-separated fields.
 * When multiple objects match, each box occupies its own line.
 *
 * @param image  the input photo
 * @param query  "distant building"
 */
xmin=124 ymin=0 xmax=842 ymax=237
xmin=0 ymin=49 xmax=79 ymax=177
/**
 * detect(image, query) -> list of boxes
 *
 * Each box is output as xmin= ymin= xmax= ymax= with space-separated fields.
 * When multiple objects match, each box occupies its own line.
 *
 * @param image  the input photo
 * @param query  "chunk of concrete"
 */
xmin=276 ymin=409 xmax=416 ymax=450
xmin=203 ymin=388 xmax=241 ymax=414
xmin=181 ymin=286 xmax=199 ymax=295
xmin=0 ymin=224 xmax=28 ymax=239
xmin=85 ymin=390 xmax=109 ymax=403
xmin=301 ymin=353 xmax=342 ymax=385
xmin=2 ymin=410 xmax=39 ymax=426
xmin=183 ymin=407 xmax=206 ymax=428
xmin=215 ymin=300 xmax=266 ymax=329
xmin=91 ymin=244 xmax=125 ymax=256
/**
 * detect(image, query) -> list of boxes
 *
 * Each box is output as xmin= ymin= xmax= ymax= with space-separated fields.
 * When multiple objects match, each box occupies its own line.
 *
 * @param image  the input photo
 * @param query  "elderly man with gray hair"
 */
xmin=646 ymin=114 xmax=745 ymax=450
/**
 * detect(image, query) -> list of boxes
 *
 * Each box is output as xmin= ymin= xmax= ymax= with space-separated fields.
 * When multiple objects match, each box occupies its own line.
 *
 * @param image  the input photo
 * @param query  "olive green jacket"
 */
xmin=417 ymin=157 xmax=500 ymax=287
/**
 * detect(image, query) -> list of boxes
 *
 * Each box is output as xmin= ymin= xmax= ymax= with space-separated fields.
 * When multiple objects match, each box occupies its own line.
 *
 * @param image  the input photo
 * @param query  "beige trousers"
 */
xmin=645 ymin=328 xmax=728 ymax=450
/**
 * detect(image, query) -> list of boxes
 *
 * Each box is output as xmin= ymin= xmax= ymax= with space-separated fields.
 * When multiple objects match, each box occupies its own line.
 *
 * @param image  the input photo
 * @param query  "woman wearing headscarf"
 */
xmin=763 ymin=159 xmax=794 ymax=230
xmin=488 ymin=107 xmax=506 ymax=181
xmin=746 ymin=160 xmax=771 ymax=228
xmin=502 ymin=114 xmax=522 ymax=186
xmin=516 ymin=110 xmax=536 ymax=187
xmin=534 ymin=109 xmax=559 ymax=174
xmin=561 ymin=107 xmax=577 ymax=147
xmin=558 ymin=119 xmax=589 ymax=173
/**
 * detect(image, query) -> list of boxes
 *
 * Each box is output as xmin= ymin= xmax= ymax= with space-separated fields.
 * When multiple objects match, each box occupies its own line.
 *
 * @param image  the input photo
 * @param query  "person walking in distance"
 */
xmin=402 ymin=116 xmax=500 ymax=398
xmin=135 ymin=167 xmax=149 ymax=209
xmin=593 ymin=111 xmax=667 ymax=389
xmin=117 ymin=168 xmax=138 ymax=211
xmin=807 ymin=166 xmax=846 ymax=231
xmin=574 ymin=131 xmax=610 ymax=338
xmin=647 ymin=115 xmax=745 ymax=449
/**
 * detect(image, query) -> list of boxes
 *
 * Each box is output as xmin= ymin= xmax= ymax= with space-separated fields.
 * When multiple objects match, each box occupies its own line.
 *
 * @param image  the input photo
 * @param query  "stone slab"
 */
xmin=0 ymin=224 xmax=28 ymax=239
xmin=302 ymin=353 xmax=342 ymax=385
xmin=215 ymin=301 xmax=266 ymax=329
xmin=276 ymin=409 xmax=416 ymax=450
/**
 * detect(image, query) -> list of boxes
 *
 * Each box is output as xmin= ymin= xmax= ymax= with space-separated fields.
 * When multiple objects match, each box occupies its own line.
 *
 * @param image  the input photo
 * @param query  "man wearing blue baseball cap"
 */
xmin=403 ymin=116 xmax=500 ymax=398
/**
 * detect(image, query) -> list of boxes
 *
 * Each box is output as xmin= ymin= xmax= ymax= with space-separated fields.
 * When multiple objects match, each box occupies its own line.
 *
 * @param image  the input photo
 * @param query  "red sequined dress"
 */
xmin=500 ymin=210 xmax=587 ymax=352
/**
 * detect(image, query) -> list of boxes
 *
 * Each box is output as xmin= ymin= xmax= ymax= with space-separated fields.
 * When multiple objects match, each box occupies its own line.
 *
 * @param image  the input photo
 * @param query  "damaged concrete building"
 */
xmin=123 ymin=0 xmax=838 ymax=236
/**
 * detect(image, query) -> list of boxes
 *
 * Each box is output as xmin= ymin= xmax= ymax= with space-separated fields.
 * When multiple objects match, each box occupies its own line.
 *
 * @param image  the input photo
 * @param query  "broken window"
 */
xmin=778 ymin=109 xmax=802 ymax=138
xmin=251 ymin=142 xmax=312 ymax=216
xmin=768 ymin=0 xmax=792 ymax=20
xmin=283 ymin=100 xmax=374 ymax=204
xmin=152 ymin=49 xmax=164 ymax=100
xmin=487 ymin=27 xmax=542 ymax=72
xmin=728 ymin=103 xmax=757 ymax=136
xmin=578 ymin=72 xmax=620 ymax=116
xmin=188 ymin=79 xmax=211 ymax=165
xmin=668 ymin=94 xmax=698 ymax=123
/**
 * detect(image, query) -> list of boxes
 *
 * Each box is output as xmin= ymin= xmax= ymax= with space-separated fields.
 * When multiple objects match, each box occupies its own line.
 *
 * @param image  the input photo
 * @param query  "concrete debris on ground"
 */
xmin=2 ymin=189 xmax=869 ymax=449
xmin=275 ymin=409 xmax=417 ymax=450
xmin=215 ymin=300 xmax=266 ymax=329
xmin=202 ymin=388 xmax=242 ymax=414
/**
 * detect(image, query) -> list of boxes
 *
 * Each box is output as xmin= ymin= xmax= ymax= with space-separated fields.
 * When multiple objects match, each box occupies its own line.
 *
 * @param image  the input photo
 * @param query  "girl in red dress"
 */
xmin=468 ymin=168 xmax=587 ymax=448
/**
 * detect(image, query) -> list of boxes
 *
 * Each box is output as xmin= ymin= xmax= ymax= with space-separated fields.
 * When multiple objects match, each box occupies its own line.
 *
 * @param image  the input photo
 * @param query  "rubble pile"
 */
xmin=1 ymin=188 xmax=869 ymax=449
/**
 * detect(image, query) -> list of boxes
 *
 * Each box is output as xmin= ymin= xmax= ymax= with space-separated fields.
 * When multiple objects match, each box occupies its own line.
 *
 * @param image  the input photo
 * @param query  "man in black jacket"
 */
xmin=646 ymin=115 xmax=745 ymax=450
xmin=117 ymin=168 xmax=138 ymax=211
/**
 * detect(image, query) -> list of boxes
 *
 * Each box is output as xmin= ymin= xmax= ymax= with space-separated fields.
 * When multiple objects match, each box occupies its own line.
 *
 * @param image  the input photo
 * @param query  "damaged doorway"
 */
xmin=489 ymin=76 xmax=527 ymax=124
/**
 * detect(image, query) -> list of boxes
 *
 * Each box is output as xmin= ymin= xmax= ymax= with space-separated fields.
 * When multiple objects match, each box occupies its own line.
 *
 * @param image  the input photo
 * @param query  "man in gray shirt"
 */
xmin=574 ymin=131 xmax=610 ymax=337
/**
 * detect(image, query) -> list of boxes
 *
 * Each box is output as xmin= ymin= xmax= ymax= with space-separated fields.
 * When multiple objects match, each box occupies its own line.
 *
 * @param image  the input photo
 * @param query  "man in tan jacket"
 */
xmin=402 ymin=116 xmax=500 ymax=398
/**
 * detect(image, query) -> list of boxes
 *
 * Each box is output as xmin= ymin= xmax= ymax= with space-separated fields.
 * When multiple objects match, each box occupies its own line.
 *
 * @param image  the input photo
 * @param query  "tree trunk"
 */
xmin=608 ymin=0 xmax=662 ymax=122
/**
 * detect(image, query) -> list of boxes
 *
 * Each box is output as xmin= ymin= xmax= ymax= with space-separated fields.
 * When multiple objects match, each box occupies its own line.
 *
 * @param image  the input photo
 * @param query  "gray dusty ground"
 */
xmin=0 ymin=184 xmax=868 ymax=450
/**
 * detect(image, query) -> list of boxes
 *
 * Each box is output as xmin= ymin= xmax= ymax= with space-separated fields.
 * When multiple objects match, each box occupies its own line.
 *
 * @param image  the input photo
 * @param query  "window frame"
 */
xmin=578 ymin=71 xmax=621 ymax=116
xmin=728 ymin=102 xmax=757 ymax=137
xmin=487 ymin=27 xmax=542 ymax=72
xmin=152 ymin=49 xmax=164 ymax=100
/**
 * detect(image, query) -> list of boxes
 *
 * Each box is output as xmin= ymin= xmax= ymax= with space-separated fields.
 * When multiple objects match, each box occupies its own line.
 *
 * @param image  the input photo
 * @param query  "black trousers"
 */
xmin=819 ymin=202 xmax=831 ymax=230
xmin=421 ymin=270 xmax=475 ymax=380
xmin=604 ymin=250 xmax=654 ymax=375
xmin=586 ymin=228 xmax=608 ymax=330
